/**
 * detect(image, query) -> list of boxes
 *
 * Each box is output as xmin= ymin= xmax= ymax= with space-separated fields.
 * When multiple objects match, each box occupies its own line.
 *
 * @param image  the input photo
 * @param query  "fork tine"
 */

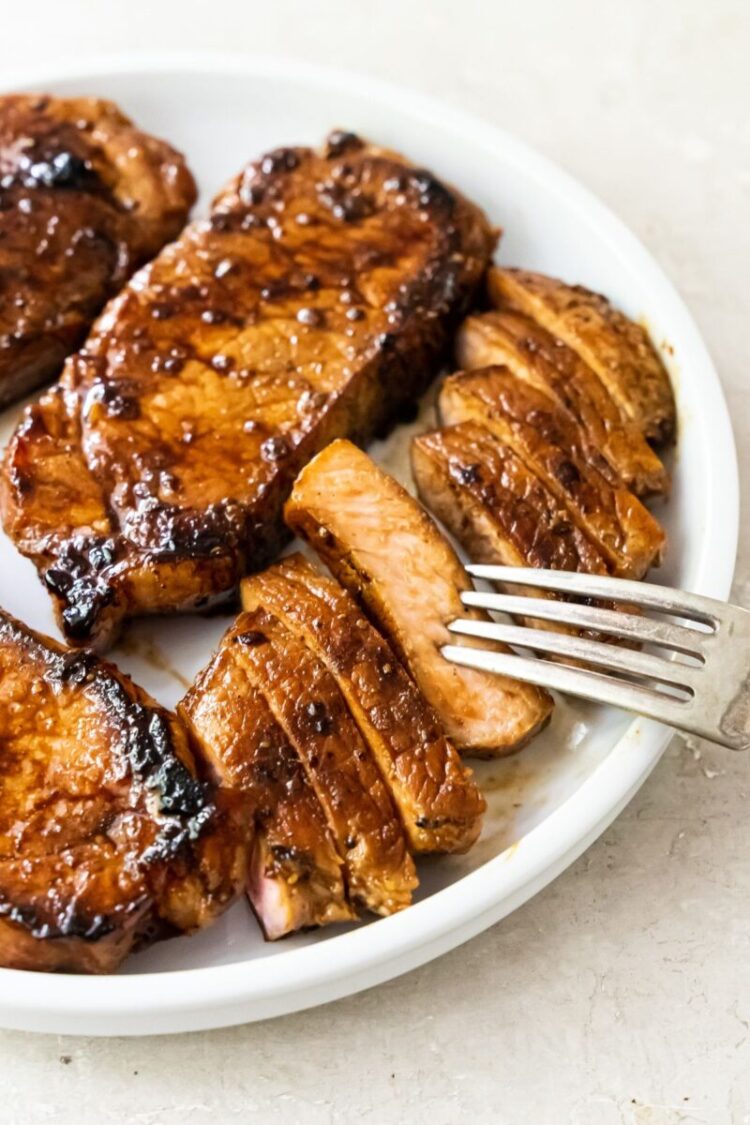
xmin=447 ymin=618 xmax=698 ymax=691
xmin=465 ymin=565 xmax=721 ymax=627
xmin=459 ymin=590 xmax=705 ymax=656
xmin=441 ymin=644 xmax=693 ymax=728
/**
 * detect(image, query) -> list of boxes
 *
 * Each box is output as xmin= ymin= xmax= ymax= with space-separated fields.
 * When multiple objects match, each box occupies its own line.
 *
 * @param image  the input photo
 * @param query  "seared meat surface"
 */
xmin=205 ymin=608 xmax=418 ymax=915
xmin=487 ymin=268 xmax=676 ymax=444
xmin=413 ymin=422 xmax=611 ymax=575
xmin=285 ymin=440 xmax=552 ymax=758
xmin=0 ymin=95 xmax=196 ymax=407
xmin=241 ymin=554 xmax=485 ymax=852
xmin=456 ymin=309 xmax=669 ymax=496
xmin=411 ymin=422 xmax=633 ymax=645
xmin=2 ymin=131 xmax=495 ymax=649
xmin=180 ymin=641 xmax=354 ymax=940
xmin=0 ymin=610 xmax=247 ymax=973
xmin=439 ymin=368 xmax=665 ymax=579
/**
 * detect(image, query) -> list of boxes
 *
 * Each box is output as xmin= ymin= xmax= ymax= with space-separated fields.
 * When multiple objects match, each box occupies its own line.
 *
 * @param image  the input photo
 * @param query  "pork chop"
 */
xmin=0 ymin=609 xmax=247 ymax=973
xmin=180 ymin=640 xmax=354 ymax=940
xmin=487 ymin=268 xmax=676 ymax=444
xmin=285 ymin=439 xmax=552 ymax=757
xmin=2 ymin=131 xmax=495 ymax=649
xmin=411 ymin=422 xmax=635 ymax=646
xmin=456 ymin=309 xmax=669 ymax=496
xmin=0 ymin=94 xmax=196 ymax=407
xmin=241 ymin=554 xmax=485 ymax=852
xmin=439 ymin=368 xmax=666 ymax=578
xmin=208 ymin=608 xmax=418 ymax=915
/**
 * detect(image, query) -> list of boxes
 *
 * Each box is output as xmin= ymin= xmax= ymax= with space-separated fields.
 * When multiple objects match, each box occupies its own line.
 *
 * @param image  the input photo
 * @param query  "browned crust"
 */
xmin=2 ymin=131 xmax=495 ymax=649
xmin=487 ymin=268 xmax=676 ymax=444
xmin=285 ymin=439 xmax=552 ymax=758
xmin=180 ymin=642 xmax=354 ymax=940
xmin=412 ymin=422 xmax=610 ymax=574
xmin=439 ymin=367 xmax=666 ymax=579
xmin=0 ymin=608 xmax=247 ymax=973
xmin=411 ymin=422 xmax=639 ymax=650
xmin=0 ymin=94 xmax=196 ymax=408
xmin=219 ymin=607 xmax=417 ymax=915
xmin=241 ymin=554 xmax=485 ymax=853
xmin=456 ymin=310 xmax=669 ymax=497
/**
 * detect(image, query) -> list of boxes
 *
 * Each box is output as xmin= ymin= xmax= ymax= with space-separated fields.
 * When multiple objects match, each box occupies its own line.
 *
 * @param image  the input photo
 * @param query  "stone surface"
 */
xmin=1 ymin=1 xmax=749 ymax=1121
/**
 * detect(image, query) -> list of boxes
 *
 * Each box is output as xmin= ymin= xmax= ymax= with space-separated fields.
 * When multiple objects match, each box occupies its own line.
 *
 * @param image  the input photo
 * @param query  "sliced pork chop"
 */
xmin=487 ymin=268 xmax=676 ymax=444
xmin=216 ymin=608 xmax=418 ymax=915
xmin=2 ymin=131 xmax=495 ymax=649
xmin=456 ymin=309 xmax=669 ymax=497
xmin=241 ymin=554 xmax=485 ymax=853
xmin=285 ymin=440 xmax=552 ymax=758
xmin=439 ymin=368 xmax=666 ymax=579
xmin=0 ymin=610 xmax=247 ymax=973
xmin=412 ymin=422 xmax=611 ymax=576
xmin=180 ymin=640 xmax=354 ymax=940
xmin=411 ymin=422 xmax=635 ymax=647
xmin=0 ymin=94 xmax=196 ymax=408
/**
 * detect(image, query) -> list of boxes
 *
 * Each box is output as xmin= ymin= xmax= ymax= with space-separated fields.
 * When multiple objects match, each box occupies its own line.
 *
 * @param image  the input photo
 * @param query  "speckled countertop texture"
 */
xmin=1 ymin=1 xmax=749 ymax=1121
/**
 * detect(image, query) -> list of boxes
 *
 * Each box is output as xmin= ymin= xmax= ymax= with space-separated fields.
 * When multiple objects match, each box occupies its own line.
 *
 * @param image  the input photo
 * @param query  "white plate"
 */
xmin=0 ymin=53 xmax=739 ymax=1037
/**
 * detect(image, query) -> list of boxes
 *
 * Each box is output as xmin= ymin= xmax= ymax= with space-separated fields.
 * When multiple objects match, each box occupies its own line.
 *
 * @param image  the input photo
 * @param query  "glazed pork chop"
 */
xmin=200 ymin=608 xmax=418 ymax=916
xmin=411 ymin=422 xmax=634 ymax=645
xmin=487 ymin=268 xmax=676 ymax=444
xmin=439 ymin=368 xmax=666 ymax=579
xmin=412 ymin=421 xmax=612 ymax=578
xmin=0 ymin=609 xmax=247 ymax=973
xmin=1 ymin=131 xmax=495 ymax=649
xmin=285 ymin=440 xmax=552 ymax=757
xmin=241 ymin=554 xmax=485 ymax=853
xmin=0 ymin=94 xmax=196 ymax=408
xmin=456 ymin=309 xmax=669 ymax=497
xmin=180 ymin=641 xmax=354 ymax=940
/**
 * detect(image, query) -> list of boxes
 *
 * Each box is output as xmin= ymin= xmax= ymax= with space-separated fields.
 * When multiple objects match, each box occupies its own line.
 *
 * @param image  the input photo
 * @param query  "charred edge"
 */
xmin=125 ymin=500 xmax=248 ymax=560
xmin=0 ymin=895 xmax=122 ymax=942
xmin=34 ymin=636 xmax=214 ymax=845
xmin=43 ymin=536 xmax=119 ymax=642
xmin=324 ymin=131 xmax=364 ymax=159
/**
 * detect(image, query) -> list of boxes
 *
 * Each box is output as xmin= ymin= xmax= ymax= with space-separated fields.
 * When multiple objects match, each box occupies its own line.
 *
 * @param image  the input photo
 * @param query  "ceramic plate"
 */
xmin=0 ymin=53 xmax=739 ymax=1036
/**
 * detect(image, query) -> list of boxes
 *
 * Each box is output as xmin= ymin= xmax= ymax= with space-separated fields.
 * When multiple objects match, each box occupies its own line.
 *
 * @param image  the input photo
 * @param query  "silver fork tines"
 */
xmin=442 ymin=565 xmax=750 ymax=751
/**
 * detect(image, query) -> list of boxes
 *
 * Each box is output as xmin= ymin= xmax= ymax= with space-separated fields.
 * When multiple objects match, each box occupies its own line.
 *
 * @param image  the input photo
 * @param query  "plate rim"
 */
xmin=0 ymin=50 xmax=739 ymax=1036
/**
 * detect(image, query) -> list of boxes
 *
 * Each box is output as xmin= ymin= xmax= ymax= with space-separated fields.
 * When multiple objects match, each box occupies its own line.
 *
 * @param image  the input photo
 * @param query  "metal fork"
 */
xmin=443 ymin=565 xmax=750 ymax=751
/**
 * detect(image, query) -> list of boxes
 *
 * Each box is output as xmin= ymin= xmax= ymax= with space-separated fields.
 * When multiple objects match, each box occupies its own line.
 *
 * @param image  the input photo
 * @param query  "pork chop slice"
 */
xmin=439 ymin=368 xmax=666 ymax=579
xmin=411 ymin=422 xmax=636 ymax=647
xmin=2 ymin=130 xmax=495 ymax=649
xmin=215 ymin=608 xmax=418 ymax=915
xmin=241 ymin=554 xmax=485 ymax=853
xmin=456 ymin=309 xmax=669 ymax=497
xmin=0 ymin=94 xmax=196 ymax=407
xmin=0 ymin=610 xmax=247 ymax=973
xmin=180 ymin=638 xmax=354 ymax=940
xmin=285 ymin=440 xmax=552 ymax=758
xmin=487 ymin=268 xmax=676 ymax=444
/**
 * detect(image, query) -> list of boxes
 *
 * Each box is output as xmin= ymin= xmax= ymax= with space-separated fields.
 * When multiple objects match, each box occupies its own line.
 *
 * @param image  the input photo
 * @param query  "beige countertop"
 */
xmin=1 ymin=1 xmax=748 ymax=1121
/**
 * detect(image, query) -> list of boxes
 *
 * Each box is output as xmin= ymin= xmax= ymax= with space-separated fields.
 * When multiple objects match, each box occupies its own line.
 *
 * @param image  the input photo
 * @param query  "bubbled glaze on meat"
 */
xmin=1 ymin=130 xmax=495 ymax=649
xmin=0 ymin=94 xmax=196 ymax=407
xmin=0 ymin=609 xmax=247 ymax=973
